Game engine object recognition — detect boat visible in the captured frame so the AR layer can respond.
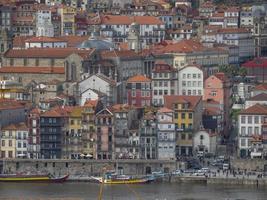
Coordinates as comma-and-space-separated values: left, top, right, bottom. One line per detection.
0, 174, 69, 182
92, 172, 151, 184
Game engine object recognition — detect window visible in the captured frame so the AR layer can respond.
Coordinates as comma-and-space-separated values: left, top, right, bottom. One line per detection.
248, 127, 252, 136
70, 120, 74, 125
164, 90, 168, 95
154, 90, 158, 95
241, 127, 246, 136
1, 140, 5, 147
255, 127, 259, 135
132, 91, 136, 97
18, 142, 21, 148
254, 116, 259, 124
154, 81, 158, 87
164, 81, 168, 87
182, 81, 186, 86
241, 138, 246, 147
181, 133, 186, 140
9, 140, 12, 147
247, 116, 252, 124
174, 113, 178, 119
193, 74, 196, 79
187, 74, 191, 79
181, 113, 186, 119
241, 116, 246, 124
159, 90, 162, 95
189, 113, 193, 119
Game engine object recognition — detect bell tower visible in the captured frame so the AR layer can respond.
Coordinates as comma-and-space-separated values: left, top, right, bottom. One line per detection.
127, 22, 141, 53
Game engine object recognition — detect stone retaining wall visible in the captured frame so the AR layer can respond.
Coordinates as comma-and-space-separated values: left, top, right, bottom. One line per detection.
0, 159, 179, 176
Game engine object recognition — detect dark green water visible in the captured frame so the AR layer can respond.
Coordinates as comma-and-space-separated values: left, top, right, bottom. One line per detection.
0, 182, 266, 200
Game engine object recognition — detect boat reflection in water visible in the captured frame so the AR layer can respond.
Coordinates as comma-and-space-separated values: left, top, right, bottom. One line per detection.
0, 173, 69, 183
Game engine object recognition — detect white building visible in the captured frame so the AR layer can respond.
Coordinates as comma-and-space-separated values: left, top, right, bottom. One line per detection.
193, 130, 217, 155
238, 104, 267, 158
202, 28, 254, 62
157, 107, 176, 160
99, 15, 165, 47
25, 37, 67, 49
79, 73, 117, 106
240, 7, 254, 28
152, 61, 178, 106
36, 8, 54, 37
178, 65, 203, 96
15, 123, 29, 158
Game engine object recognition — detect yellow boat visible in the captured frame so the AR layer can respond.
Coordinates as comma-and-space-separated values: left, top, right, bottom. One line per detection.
92, 173, 151, 184
0, 174, 69, 182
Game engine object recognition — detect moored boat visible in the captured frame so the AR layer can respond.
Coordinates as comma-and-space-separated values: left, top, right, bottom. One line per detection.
0, 174, 69, 183
91, 172, 151, 184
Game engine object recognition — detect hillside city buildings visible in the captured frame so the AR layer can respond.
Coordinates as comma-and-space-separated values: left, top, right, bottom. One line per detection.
1, 0, 267, 161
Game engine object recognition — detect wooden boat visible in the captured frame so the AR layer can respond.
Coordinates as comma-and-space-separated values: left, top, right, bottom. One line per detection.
92, 173, 151, 184
0, 174, 69, 182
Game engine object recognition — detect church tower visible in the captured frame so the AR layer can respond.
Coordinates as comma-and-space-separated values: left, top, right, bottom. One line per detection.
127, 22, 141, 53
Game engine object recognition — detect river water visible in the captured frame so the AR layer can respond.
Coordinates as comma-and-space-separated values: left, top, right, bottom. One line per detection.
0, 182, 266, 200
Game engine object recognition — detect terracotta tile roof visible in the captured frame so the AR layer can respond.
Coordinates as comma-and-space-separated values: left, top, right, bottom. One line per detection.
84, 99, 98, 107
25, 36, 67, 43
211, 13, 224, 18
248, 93, 267, 101
164, 95, 202, 111
254, 84, 267, 91
242, 58, 267, 68
112, 104, 132, 112
127, 75, 151, 83
240, 104, 267, 115
0, 67, 65, 74
158, 39, 206, 53
100, 50, 141, 60
41, 106, 74, 117
157, 107, 173, 113
13, 36, 32, 48
153, 60, 176, 73
100, 15, 164, 25
30, 107, 41, 115
57, 35, 89, 47
217, 28, 250, 34
0, 99, 25, 110
4, 48, 95, 59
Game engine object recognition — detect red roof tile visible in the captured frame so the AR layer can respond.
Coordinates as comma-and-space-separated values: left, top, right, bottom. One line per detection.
0, 67, 65, 74
240, 104, 267, 115
242, 58, 267, 68
101, 15, 164, 25
164, 95, 202, 111
4, 48, 95, 59
127, 75, 151, 83
254, 84, 267, 91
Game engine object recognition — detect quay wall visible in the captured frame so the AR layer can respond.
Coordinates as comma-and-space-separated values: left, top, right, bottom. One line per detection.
172, 176, 267, 187
0, 159, 180, 176
231, 158, 267, 171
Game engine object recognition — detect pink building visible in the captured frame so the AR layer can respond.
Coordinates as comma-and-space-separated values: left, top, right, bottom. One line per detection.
204, 72, 232, 137
126, 75, 152, 107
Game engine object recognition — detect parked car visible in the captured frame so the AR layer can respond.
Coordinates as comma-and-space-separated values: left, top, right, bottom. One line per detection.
172, 169, 183, 176
222, 163, 229, 170
192, 171, 205, 176
200, 168, 210, 173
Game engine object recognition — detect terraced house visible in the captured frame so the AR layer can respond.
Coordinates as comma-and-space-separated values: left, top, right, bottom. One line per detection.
164, 95, 202, 156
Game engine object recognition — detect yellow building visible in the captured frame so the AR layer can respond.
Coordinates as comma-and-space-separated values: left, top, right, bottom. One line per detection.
63, 106, 83, 159
58, 5, 76, 35
81, 100, 98, 159
164, 95, 202, 156
1, 124, 17, 158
